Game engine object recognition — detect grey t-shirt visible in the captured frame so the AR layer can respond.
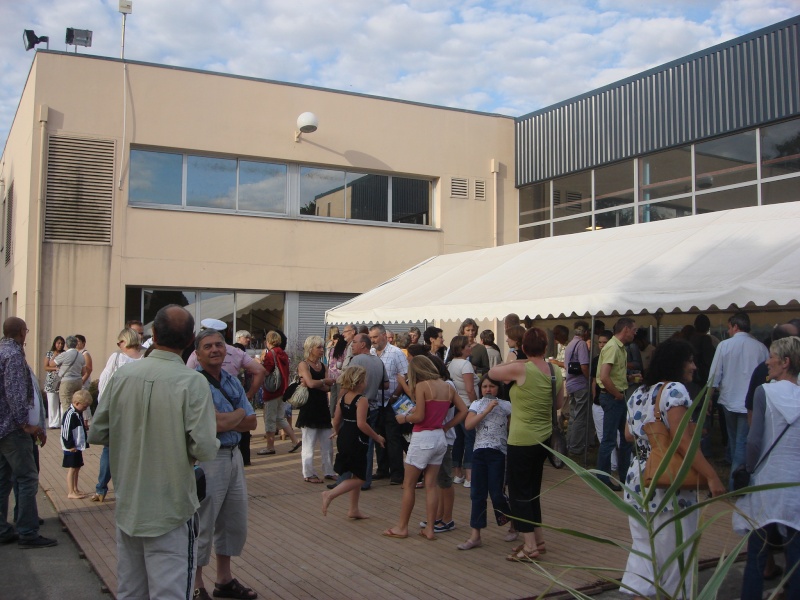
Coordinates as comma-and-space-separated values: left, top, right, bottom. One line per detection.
350, 354, 388, 406
54, 348, 85, 381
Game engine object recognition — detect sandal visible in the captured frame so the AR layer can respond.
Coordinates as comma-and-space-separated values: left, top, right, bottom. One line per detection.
256, 448, 275, 455
304, 476, 323, 484
506, 546, 540, 562
511, 541, 546, 554
212, 578, 257, 599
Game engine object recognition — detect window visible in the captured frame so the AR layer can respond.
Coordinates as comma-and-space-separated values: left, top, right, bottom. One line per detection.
519, 183, 549, 224
553, 216, 592, 236
300, 167, 345, 217
696, 185, 757, 214
695, 130, 757, 190
553, 172, 591, 219
595, 207, 634, 231
639, 198, 692, 223
347, 173, 387, 222
129, 150, 183, 205
238, 161, 287, 213
187, 156, 236, 210
762, 177, 800, 206
595, 161, 634, 209
640, 146, 692, 201
392, 177, 430, 225
761, 118, 800, 179
519, 223, 548, 241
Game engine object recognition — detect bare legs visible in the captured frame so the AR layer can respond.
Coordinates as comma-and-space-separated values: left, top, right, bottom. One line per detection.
321, 477, 368, 519
385, 464, 441, 539
66, 466, 86, 499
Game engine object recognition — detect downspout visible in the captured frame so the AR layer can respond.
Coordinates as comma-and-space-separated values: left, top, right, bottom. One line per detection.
491, 159, 499, 248
33, 104, 48, 375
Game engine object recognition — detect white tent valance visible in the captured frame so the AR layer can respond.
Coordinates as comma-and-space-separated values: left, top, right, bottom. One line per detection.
326, 202, 800, 324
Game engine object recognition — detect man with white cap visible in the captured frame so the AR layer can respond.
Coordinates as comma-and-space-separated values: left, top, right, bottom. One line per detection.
187, 319, 265, 404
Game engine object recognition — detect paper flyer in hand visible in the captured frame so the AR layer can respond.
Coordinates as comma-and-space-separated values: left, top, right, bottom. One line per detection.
392, 394, 415, 416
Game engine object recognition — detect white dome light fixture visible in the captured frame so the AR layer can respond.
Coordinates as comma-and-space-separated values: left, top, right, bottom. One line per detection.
295, 112, 319, 142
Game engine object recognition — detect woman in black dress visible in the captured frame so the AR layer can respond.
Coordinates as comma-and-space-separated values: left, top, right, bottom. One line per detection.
297, 336, 337, 483
321, 365, 385, 518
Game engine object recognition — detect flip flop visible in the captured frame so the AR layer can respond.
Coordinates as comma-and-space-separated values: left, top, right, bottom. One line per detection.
381, 528, 407, 539
418, 530, 437, 541
304, 476, 323, 484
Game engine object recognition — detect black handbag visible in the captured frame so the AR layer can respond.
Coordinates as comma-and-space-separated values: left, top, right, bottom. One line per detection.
567, 340, 583, 375
194, 465, 206, 502
546, 363, 566, 469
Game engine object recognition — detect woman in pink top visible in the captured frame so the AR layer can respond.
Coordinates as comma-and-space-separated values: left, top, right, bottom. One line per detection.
382, 356, 463, 541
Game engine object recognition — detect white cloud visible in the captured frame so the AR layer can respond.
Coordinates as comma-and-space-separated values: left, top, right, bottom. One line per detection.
1, 0, 797, 149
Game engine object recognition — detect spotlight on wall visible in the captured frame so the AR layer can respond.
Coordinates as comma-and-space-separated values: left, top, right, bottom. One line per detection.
294, 112, 319, 143
23, 30, 50, 51
66, 28, 93, 49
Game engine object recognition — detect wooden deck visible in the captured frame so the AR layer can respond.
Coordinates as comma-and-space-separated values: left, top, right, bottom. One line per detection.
38, 426, 742, 599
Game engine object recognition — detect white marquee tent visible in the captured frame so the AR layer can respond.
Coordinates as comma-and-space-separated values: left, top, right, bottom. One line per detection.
326, 202, 800, 325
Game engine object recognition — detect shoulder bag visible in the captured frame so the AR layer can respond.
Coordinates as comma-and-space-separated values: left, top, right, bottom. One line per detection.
642, 383, 707, 489
567, 341, 583, 375
546, 363, 566, 469
284, 362, 309, 408
263, 349, 283, 393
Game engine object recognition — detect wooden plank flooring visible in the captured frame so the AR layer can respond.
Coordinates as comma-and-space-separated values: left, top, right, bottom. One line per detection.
38, 426, 742, 599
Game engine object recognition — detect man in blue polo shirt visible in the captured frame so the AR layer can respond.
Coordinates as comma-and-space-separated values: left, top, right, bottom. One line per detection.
193, 328, 258, 600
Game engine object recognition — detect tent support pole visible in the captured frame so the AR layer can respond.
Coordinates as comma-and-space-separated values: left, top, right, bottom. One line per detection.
582, 315, 596, 468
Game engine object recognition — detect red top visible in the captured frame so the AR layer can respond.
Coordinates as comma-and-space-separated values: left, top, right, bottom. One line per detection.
412, 400, 451, 433
262, 346, 290, 400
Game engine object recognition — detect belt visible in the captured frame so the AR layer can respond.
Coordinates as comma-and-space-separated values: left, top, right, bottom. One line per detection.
219, 445, 238, 449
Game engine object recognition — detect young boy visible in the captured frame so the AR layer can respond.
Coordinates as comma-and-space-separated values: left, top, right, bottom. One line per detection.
61, 389, 91, 499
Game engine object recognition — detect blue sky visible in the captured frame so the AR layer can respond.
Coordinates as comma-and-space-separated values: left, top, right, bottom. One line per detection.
1, 0, 798, 148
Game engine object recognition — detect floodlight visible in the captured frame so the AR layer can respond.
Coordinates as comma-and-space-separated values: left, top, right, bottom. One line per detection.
66, 28, 93, 48
23, 30, 49, 51
294, 112, 319, 142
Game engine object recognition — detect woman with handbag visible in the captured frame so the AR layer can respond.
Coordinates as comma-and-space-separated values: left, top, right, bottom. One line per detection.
488, 327, 564, 562
258, 331, 300, 455
296, 336, 337, 484
43, 336, 65, 428
734, 336, 800, 600
621, 339, 724, 600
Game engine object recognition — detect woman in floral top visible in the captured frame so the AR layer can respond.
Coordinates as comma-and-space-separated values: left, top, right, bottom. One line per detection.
621, 339, 724, 600
43, 336, 65, 428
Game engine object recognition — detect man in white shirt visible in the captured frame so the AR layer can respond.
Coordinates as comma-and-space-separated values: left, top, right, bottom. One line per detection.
708, 311, 769, 486
369, 324, 408, 485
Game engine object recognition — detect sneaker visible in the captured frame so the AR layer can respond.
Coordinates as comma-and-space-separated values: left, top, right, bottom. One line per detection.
419, 519, 444, 528
433, 520, 456, 533
463, 480, 471, 488
453, 476, 465, 484
0, 532, 18, 544
18, 535, 58, 549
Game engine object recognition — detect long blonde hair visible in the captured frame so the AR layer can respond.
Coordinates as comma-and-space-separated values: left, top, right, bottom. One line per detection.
407, 355, 441, 391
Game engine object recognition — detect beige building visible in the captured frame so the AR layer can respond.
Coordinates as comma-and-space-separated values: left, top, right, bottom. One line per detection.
0, 51, 516, 371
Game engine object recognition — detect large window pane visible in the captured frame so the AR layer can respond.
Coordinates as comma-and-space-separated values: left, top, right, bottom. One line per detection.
519, 224, 548, 241
187, 156, 236, 210
595, 161, 634, 209
238, 161, 287, 213
142, 289, 196, 335
553, 215, 592, 237
695, 185, 757, 214
695, 130, 757, 190
640, 146, 692, 200
553, 172, 591, 219
392, 177, 430, 225
300, 167, 345, 217
762, 177, 800, 206
639, 198, 692, 223
761, 118, 800, 178
347, 173, 388, 222
235, 292, 285, 350
199, 291, 234, 343
519, 183, 549, 224
595, 207, 634, 231
129, 150, 183, 205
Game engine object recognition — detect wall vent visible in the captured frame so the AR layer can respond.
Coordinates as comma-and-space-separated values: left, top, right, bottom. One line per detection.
45, 136, 115, 244
474, 179, 486, 201
450, 177, 469, 199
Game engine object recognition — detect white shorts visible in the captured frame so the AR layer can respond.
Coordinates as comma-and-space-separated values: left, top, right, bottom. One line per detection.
405, 429, 447, 470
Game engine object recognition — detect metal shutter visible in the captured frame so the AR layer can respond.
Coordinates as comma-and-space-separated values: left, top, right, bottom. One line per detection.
298, 292, 357, 345
45, 135, 115, 244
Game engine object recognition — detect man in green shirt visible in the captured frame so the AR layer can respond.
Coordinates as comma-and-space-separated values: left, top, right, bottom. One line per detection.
596, 317, 636, 491
89, 305, 218, 599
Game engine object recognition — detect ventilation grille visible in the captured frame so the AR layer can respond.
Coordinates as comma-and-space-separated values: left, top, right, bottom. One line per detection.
474, 179, 486, 201
450, 177, 468, 199
4, 183, 13, 266
45, 136, 115, 244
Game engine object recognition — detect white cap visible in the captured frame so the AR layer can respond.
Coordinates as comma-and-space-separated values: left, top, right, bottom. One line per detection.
200, 318, 227, 331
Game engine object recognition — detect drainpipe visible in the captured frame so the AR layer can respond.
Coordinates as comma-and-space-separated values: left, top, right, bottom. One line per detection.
491, 159, 499, 248
33, 104, 48, 375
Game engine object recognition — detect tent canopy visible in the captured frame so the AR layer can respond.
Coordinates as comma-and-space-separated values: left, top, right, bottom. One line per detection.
325, 202, 800, 324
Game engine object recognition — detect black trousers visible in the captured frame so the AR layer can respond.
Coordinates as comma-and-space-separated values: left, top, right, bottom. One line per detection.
375, 405, 406, 479
507, 444, 548, 533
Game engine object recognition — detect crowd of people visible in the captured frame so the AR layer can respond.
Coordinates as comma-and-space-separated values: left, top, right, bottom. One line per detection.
0, 308, 798, 600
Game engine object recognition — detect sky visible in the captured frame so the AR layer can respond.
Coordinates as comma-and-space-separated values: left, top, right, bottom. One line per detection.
1, 0, 798, 147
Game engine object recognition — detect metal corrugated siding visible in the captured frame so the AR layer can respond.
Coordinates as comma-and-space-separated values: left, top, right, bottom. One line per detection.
516, 17, 800, 186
